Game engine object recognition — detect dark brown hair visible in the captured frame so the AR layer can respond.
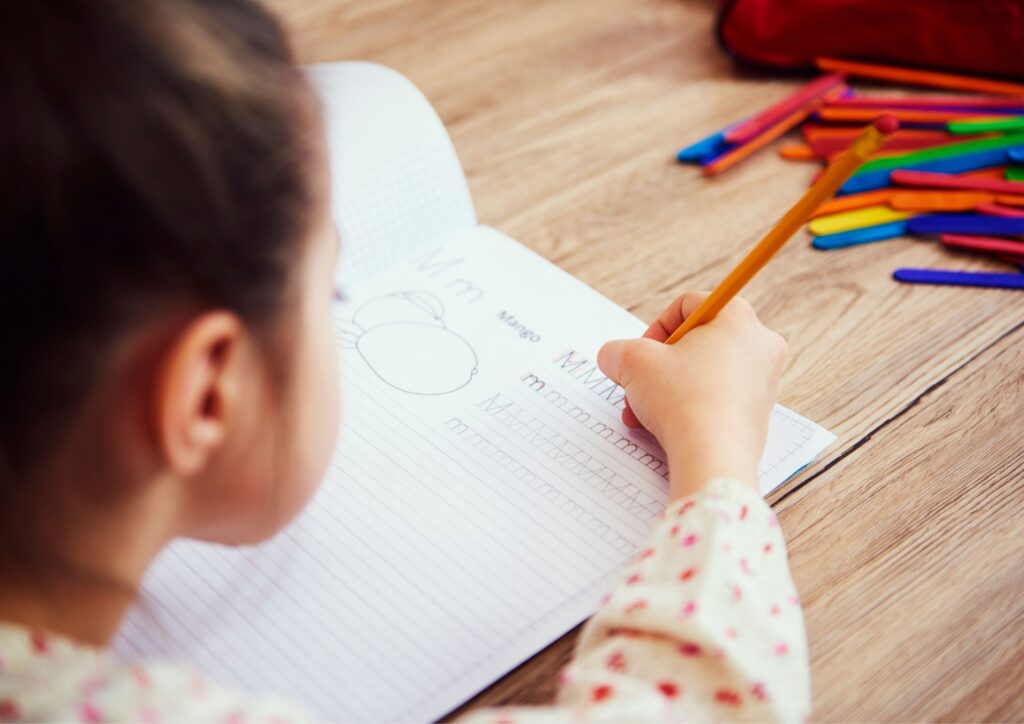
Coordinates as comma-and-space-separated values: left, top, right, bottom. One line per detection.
0, 0, 316, 483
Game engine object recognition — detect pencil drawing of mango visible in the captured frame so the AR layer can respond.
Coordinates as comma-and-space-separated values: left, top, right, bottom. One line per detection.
339, 291, 479, 396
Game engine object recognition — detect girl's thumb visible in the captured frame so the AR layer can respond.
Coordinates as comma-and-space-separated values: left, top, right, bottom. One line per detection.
597, 339, 630, 384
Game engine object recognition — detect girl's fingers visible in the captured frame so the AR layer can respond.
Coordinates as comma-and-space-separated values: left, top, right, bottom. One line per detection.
641, 291, 711, 342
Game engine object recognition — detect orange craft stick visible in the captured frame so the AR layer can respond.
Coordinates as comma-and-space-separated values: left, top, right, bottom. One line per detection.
888, 190, 996, 212
666, 116, 899, 344
779, 143, 819, 161
818, 107, 1003, 124
816, 57, 1024, 96
703, 106, 813, 174
996, 194, 1024, 207
811, 189, 896, 217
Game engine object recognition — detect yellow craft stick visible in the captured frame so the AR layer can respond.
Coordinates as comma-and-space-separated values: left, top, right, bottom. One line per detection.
665, 115, 899, 345
808, 205, 914, 235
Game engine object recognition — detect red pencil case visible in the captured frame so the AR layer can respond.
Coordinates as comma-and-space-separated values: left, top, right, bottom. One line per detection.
716, 0, 1024, 81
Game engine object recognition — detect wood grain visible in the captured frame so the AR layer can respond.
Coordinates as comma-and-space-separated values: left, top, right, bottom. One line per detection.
264, 0, 1024, 719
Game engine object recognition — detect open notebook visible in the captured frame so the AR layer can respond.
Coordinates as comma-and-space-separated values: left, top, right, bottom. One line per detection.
113, 62, 835, 722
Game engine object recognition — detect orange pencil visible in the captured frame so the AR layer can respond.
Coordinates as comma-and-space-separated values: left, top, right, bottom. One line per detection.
666, 115, 899, 344
816, 57, 1024, 96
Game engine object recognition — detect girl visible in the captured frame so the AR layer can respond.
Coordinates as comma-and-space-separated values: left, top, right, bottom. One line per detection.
0, 0, 807, 721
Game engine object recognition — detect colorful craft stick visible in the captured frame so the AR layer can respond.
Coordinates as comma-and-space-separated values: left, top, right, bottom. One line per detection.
1009, 149, 1024, 163
724, 74, 846, 145
840, 148, 1015, 194
816, 57, 1024, 96
907, 214, 1024, 236
812, 189, 896, 217
856, 134, 1024, 175
941, 233, 1024, 255
1007, 167, 1024, 181
888, 190, 998, 212
819, 108, 1010, 125
779, 143, 819, 161
949, 116, 1024, 134
702, 106, 812, 174
677, 127, 734, 163
826, 96, 1024, 111
807, 132, 972, 158
890, 169, 1024, 195
892, 268, 1024, 289
808, 205, 913, 235
812, 221, 908, 249
975, 203, 1024, 217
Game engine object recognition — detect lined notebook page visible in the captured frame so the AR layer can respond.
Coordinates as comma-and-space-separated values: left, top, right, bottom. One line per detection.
306, 62, 477, 288
114, 227, 834, 721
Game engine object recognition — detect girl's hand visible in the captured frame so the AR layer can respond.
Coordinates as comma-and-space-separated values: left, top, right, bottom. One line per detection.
597, 292, 786, 500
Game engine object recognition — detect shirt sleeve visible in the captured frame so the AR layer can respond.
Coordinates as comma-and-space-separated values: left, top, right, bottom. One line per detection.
461, 478, 811, 723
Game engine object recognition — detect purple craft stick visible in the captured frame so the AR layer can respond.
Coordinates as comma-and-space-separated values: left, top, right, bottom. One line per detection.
893, 268, 1024, 289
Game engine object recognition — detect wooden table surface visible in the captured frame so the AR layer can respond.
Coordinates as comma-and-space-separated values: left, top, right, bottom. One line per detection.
267, 0, 1024, 719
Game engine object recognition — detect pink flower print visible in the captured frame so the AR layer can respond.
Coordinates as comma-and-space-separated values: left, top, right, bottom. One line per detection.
626, 573, 643, 586
606, 651, 626, 673
79, 702, 101, 723
30, 629, 48, 655
678, 500, 695, 515
591, 684, 614, 702
599, 592, 612, 606
739, 505, 748, 521
0, 699, 19, 720
725, 626, 739, 639
679, 567, 697, 582
739, 558, 753, 575
770, 604, 782, 617
721, 542, 732, 553
678, 642, 702, 657
768, 513, 778, 528
657, 681, 680, 698
140, 707, 160, 724
732, 584, 743, 602
763, 542, 773, 553
788, 594, 801, 607
714, 688, 743, 707
774, 642, 789, 656
680, 600, 697, 617
657, 510, 667, 520
751, 682, 768, 701
680, 533, 698, 548
669, 524, 681, 537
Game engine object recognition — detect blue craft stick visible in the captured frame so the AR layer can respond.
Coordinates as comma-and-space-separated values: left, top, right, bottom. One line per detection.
1008, 148, 1024, 163
677, 129, 732, 163
838, 146, 1021, 195
812, 221, 908, 250
893, 268, 1024, 289
907, 214, 1024, 237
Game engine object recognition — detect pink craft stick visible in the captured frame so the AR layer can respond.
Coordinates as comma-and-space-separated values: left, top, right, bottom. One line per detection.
724, 73, 847, 145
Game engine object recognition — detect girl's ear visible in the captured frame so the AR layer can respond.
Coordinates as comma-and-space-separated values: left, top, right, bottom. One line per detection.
153, 312, 246, 478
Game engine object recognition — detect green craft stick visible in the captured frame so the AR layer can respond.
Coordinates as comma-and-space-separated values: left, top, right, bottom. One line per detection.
855, 132, 1024, 174
949, 116, 1024, 134
1007, 166, 1024, 181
